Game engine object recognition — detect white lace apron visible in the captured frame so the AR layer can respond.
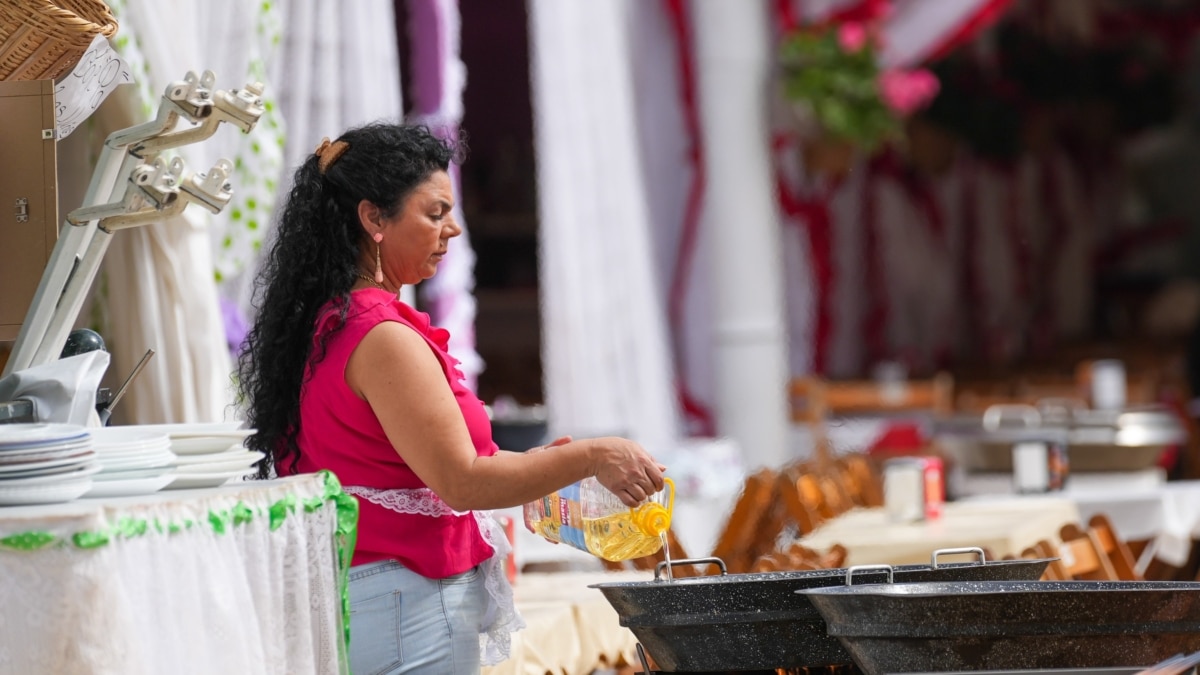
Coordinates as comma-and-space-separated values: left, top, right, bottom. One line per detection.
344, 486, 524, 665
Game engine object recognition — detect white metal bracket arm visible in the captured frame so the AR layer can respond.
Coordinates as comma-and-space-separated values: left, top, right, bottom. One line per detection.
2, 70, 264, 379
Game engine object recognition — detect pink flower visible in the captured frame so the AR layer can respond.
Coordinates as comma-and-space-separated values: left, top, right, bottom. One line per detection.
838, 22, 868, 53
877, 68, 941, 116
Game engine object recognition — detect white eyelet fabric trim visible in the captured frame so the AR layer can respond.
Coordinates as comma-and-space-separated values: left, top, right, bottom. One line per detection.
344, 486, 524, 665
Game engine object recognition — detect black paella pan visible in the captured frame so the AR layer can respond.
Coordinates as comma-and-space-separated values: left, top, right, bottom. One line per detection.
591, 547, 1052, 672
803, 579, 1200, 675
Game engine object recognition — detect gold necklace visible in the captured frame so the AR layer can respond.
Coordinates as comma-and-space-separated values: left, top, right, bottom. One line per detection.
356, 273, 387, 291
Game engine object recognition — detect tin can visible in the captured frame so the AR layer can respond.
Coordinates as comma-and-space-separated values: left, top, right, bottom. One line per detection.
1012, 433, 1069, 494
883, 458, 926, 523
1012, 441, 1050, 493
922, 456, 944, 520
1047, 435, 1069, 492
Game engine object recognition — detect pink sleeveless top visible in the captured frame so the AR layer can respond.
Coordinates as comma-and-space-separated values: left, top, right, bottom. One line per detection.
292, 288, 497, 577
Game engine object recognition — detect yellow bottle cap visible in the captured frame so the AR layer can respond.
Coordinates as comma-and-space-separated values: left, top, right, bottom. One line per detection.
633, 503, 670, 536
630, 477, 674, 537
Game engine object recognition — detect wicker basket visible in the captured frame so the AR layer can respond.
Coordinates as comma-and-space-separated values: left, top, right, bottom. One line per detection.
0, 0, 118, 82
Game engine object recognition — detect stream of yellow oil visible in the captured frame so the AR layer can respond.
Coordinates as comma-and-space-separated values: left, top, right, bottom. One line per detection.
661, 532, 673, 581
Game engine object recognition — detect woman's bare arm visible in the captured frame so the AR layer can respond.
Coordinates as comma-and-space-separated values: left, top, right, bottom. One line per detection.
346, 321, 665, 511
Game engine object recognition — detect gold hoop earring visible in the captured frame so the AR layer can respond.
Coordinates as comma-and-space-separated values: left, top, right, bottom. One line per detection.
373, 233, 384, 284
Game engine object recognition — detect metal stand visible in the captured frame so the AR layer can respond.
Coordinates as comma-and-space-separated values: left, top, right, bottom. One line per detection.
2, 70, 264, 378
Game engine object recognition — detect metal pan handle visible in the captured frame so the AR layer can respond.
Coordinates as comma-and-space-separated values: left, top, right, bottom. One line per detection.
982, 404, 1041, 431
845, 564, 894, 586
654, 557, 727, 581
931, 547, 986, 569
636, 643, 652, 673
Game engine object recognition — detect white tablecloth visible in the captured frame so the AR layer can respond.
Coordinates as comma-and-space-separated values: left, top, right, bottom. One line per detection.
1067, 480, 1200, 566
961, 479, 1200, 567
796, 498, 1081, 566
0, 472, 355, 675
950, 468, 1167, 500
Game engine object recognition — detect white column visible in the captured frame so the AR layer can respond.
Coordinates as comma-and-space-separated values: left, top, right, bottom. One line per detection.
692, 0, 791, 469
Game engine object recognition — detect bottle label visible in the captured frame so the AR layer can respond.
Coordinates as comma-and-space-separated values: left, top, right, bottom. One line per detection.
555, 483, 587, 551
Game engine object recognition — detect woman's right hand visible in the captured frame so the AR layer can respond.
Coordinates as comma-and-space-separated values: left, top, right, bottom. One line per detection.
587, 437, 667, 507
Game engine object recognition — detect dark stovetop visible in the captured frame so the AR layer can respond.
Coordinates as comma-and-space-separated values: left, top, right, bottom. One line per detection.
639, 664, 863, 675
905, 670, 1147, 675
633, 638, 1175, 675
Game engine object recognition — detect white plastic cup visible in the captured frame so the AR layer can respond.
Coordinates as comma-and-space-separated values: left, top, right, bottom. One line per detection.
1090, 359, 1126, 411
1012, 442, 1050, 494
883, 458, 925, 523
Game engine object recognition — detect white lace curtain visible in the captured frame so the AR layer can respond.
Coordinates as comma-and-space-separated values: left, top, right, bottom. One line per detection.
227, 0, 406, 323
57, 0, 405, 424
528, 0, 681, 453
67, 0, 270, 425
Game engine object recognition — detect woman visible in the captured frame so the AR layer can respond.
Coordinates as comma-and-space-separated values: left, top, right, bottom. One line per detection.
237, 122, 666, 675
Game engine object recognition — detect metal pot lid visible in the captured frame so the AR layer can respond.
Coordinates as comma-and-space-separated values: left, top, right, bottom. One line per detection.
1116, 406, 1182, 427
801, 579, 1200, 598
964, 403, 1070, 441
1110, 424, 1187, 447
589, 549, 1054, 590
937, 403, 1185, 447
1073, 406, 1186, 446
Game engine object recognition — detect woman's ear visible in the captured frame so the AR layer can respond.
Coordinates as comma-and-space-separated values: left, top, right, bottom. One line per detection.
357, 199, 382, 236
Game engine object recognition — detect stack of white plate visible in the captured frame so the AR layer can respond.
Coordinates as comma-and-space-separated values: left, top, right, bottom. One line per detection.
134, 423, 261, 489
0, 423, 100, 505
85, 427, 178, 498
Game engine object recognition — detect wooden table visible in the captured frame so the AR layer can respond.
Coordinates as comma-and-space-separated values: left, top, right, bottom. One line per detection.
483, 570, 648, 675
796, 498, 1081, 567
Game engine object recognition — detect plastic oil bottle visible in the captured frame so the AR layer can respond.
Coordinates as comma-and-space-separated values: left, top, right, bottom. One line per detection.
523, 477, 675, 562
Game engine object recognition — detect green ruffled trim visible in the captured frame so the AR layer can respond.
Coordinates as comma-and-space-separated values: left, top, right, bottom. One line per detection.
0, 470, 360, 668
0, 531, 56, 550
320, 471, 359, 669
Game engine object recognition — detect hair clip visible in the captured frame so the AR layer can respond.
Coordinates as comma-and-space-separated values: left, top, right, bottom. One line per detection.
314, 137, 350, 174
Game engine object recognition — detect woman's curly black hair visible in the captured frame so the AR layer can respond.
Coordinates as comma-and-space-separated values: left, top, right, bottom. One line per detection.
238, 122, 457, 478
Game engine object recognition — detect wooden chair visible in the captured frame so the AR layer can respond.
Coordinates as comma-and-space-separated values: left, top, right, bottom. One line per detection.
751, 542, 847, 572
795, 473, 831, 525
790, 372, 955, 423
835, 453, 884, 507
1078, 514, 1142, 581
1020, 540, 1070, 580
777, 472, 820, 536
818, 474, 852, 519
954, 378, 1022, 414
1058, 530, 1120, 580
711, 469, 780, 573
790, 373, 954, 467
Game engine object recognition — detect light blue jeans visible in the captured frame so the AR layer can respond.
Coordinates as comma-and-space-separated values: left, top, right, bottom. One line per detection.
348, 559, 487, 675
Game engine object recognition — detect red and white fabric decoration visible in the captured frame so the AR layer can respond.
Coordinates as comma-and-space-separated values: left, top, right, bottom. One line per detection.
632, 0, 718, 436
771, 0, 1015, 377
782, 0, 1013, 67
407, 0, 485, 392
861, 150, 963, 373
880, 0, 1015, 68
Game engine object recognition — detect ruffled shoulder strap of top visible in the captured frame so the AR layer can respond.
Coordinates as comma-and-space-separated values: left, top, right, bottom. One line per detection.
387, 297, 452, 353
316, 290, 464, 379
385, 298, 465, 380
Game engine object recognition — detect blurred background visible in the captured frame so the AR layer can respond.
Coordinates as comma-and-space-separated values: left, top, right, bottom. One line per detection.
8, 0, 1200, 494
